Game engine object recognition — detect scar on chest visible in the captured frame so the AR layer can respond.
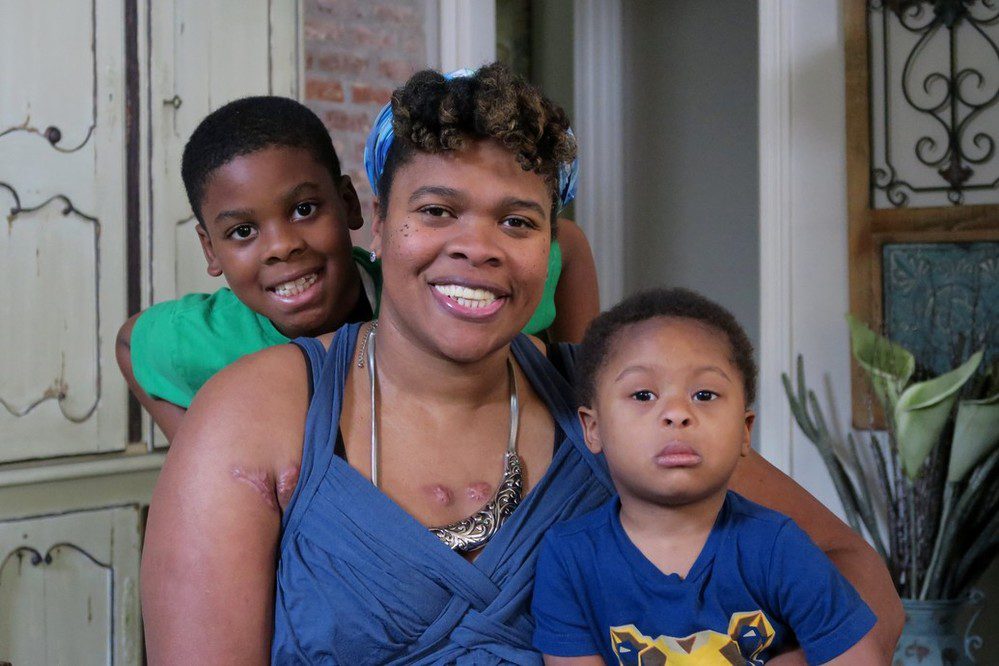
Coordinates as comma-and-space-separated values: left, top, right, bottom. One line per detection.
230, 464, 300, 512
422, 482, 494, 506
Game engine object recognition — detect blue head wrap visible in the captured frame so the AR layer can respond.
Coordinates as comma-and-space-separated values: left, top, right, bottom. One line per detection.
363, 68, 578, 211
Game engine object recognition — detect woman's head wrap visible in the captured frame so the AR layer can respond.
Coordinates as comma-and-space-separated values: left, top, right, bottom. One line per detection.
363, 68, 578, 211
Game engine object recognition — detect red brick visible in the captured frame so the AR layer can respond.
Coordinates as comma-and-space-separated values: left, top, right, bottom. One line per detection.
374, 4, 416, 22
314, 52, 367, 77
378, 58, 417, 82
323, 109, 372, 133
351, 83, 392, 105
306, 78, 346, 103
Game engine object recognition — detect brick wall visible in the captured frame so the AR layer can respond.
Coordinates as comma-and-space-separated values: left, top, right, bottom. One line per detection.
304, 0, 432, 245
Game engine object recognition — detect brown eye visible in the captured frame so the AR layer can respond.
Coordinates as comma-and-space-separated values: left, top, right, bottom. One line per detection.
631, 390, 656, 402
228, 224, 255, 240
693, 390, 718, 402
294, 202, 316, 218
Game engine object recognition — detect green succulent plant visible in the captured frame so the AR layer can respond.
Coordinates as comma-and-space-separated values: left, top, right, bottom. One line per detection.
783, 316, 999, 600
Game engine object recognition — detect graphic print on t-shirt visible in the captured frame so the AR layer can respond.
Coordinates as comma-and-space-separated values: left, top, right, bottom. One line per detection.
609, 610, 775, 665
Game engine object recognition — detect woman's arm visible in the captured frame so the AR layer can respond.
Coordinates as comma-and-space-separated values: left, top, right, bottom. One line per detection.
730, 450, 902, 662
550, 219, 600, 343
141, 345, 308, 665
115, 314, 186, 441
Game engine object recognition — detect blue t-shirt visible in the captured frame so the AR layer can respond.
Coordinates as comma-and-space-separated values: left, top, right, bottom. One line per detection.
532, 492, 875, 665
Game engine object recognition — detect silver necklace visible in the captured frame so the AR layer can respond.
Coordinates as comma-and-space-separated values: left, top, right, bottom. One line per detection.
364, 323, 523, 553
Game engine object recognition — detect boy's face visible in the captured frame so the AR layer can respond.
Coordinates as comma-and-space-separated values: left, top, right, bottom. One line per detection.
579, 317, 754, 508
196, 145, 364, 338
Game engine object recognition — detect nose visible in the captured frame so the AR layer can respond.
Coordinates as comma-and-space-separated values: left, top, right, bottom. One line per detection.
262, 222, 306, 264
446, 219, 503, 267
660, 397, 695, 429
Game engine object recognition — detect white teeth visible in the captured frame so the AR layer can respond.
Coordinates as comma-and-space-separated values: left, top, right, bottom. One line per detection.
273, 273, 318, 297
434, 284, 498, 306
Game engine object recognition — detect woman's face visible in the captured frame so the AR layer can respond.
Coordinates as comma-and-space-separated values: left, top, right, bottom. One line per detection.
371, 138, 553, 363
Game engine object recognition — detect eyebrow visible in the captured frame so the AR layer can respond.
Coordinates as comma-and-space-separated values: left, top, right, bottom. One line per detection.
613, 364, 733, 382
407, 187, 548, 217
408, 185, 463, 204
212, 181, 321, 225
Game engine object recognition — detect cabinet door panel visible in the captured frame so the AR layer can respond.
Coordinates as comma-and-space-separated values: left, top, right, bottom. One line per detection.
0, 506, 142, 665
0, 0, 127, 461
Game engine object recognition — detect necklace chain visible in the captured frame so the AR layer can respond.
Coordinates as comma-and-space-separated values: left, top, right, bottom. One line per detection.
364, 323, 523, 553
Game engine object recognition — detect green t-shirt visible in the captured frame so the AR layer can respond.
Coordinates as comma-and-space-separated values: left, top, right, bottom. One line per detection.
131, 242, 560, 407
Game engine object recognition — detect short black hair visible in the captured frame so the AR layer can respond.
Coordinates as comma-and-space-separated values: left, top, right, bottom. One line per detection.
576, 288, 757, 407
181, 96, 342, 225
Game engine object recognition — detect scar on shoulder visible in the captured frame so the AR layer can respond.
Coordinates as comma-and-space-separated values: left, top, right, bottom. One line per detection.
466, 482, 492, 503
230, 464, 300, 512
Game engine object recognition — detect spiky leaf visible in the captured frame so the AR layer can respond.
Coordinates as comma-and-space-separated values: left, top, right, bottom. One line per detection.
948, 390, 999, 482
895, 350, 984, 478
846, 314, 915, 411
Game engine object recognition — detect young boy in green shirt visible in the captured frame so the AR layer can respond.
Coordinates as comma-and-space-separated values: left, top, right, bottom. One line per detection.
117, 96, 379, 439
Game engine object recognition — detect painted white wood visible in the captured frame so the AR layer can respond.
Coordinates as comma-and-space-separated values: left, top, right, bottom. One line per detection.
0, 0, 128, 462
757, 0, 851, 515
573, 0, 625, 307
438, 0, 496, 72
145, 0, 300, 447
0, 505, 142, 665
0, 452, 165, 490
757, 0, 794, 475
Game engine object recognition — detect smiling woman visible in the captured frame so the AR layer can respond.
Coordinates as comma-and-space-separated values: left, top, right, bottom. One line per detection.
139, 64, 901, 665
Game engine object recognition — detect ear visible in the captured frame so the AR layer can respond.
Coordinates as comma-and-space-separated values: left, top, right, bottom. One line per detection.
196, 224, 224, 277
741, 410, 756, 457
370, 199, 385, 257
578, 406, 603, 455
338, 175, 364, 231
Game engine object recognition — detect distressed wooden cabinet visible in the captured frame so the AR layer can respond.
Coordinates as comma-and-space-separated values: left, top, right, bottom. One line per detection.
0, 1, 301, 661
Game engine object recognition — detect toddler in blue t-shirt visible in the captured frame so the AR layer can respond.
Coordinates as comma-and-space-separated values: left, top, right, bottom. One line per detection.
532, 288, 880, 665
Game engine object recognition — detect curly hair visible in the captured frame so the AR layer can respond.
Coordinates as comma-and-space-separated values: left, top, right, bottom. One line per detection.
378, 62, 576, 222
576, 288, 758, 408
181, 96, 342, 226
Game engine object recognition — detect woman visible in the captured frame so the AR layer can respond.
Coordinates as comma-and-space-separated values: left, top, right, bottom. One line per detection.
141, 64, 901, 664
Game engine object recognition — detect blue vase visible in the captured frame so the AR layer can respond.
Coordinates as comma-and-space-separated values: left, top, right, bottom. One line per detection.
893, 591, 985, 665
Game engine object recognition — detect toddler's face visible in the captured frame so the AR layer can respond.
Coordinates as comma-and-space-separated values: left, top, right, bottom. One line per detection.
196, 146, 363, 338
579, 317, 754, 508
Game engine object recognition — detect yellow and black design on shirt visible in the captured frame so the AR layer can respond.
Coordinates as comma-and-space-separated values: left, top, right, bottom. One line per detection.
609, 610, 775, 665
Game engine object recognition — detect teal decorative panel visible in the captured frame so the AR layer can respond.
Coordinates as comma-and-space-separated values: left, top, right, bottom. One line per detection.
883, 242, 998, 376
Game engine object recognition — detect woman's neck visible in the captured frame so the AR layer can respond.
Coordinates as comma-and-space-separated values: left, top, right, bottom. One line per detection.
370, 315, 512, 408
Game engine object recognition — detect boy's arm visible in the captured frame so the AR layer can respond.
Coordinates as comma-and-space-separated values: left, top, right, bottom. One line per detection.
730, 450, 901, 661
549, 219, 600, 343
116, 314, 187, 441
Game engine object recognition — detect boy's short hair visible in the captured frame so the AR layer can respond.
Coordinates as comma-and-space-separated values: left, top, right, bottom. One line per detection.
576, 288, 757, 407
181, 96, 342, 225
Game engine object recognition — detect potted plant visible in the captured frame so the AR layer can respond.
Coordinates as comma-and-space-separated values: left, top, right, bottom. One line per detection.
783, 316, 997, 665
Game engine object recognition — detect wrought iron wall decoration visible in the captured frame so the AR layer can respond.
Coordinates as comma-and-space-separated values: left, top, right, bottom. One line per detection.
870, 0, 999, 207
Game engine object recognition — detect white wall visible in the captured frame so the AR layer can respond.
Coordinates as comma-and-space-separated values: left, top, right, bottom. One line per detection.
621, 0, 760, 352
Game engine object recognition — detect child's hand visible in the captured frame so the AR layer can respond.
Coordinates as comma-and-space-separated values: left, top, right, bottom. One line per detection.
766, 650, 808, 665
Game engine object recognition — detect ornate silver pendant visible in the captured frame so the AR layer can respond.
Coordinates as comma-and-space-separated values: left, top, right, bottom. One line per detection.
429, 452, 524, 554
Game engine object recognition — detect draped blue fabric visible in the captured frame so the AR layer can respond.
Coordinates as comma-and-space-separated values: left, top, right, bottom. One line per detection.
272, 323, 614, 665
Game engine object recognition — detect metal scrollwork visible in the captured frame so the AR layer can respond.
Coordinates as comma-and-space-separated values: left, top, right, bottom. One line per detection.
869, 0, 999, 206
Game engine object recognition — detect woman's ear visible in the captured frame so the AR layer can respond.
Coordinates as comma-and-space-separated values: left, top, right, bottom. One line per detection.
370, 199, 385, 256
578, 406, 603, 455
338, 175, 364, 231
196, 225, 224, 277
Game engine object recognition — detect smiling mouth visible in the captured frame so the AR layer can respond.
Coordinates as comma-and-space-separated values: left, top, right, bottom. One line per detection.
271, 272, 319, 298
433, 284, 501, 309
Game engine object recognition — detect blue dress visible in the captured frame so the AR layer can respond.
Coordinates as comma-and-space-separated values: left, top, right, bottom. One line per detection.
272, 323, 614, 665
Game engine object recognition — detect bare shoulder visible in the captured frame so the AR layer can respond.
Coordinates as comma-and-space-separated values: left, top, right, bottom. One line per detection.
178, 343, 310, 465
555, 218, 592, 257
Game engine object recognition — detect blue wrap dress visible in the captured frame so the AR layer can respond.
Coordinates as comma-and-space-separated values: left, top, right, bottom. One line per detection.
272, 323, 614, 664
